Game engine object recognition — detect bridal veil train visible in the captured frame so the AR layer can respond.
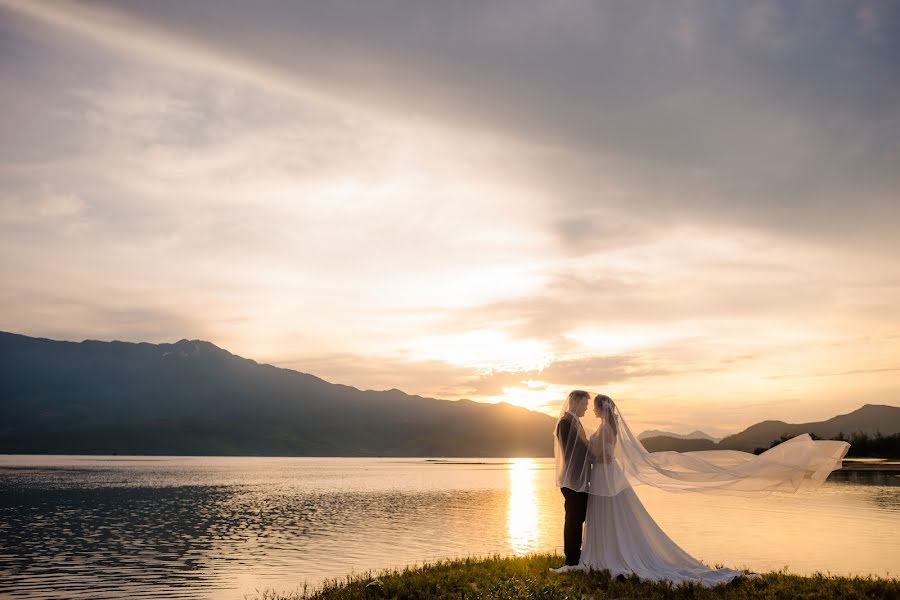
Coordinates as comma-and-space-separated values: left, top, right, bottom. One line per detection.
555, 394, 850, 586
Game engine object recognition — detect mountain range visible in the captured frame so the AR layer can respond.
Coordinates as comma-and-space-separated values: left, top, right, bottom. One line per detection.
2, 331, 897, 456
641, 404, 900, 453
0, 331, 554, 456
637, 429, 719, 443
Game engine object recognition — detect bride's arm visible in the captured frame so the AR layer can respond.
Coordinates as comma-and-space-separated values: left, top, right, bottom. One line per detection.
588, 431, 603, 457
591, 425, 617, 462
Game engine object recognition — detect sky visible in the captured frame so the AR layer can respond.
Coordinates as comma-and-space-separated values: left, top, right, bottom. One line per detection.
1, 0, 898, 437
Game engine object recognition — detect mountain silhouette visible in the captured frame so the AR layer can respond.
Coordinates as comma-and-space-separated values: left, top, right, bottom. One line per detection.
0, 331, 554, 456
640, 436, 718, 453
637, 429, 719, 442
716, 404, 900, 451
642, 404, 900, 453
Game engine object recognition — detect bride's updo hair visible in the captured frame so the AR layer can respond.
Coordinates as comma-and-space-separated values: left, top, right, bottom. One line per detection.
594, 394, 618, 434
593, 394, 612, 411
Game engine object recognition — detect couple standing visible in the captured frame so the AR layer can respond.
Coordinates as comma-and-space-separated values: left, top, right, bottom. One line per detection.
550, 390, 850, 586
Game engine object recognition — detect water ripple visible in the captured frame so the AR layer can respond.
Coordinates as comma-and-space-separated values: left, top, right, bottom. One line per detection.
1, 456, 897, 598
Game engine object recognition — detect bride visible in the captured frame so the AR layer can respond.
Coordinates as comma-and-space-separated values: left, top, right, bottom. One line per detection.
554, 392, 849, 586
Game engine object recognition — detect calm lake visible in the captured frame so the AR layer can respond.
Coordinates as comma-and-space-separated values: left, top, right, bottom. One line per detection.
1, 455, 898, 599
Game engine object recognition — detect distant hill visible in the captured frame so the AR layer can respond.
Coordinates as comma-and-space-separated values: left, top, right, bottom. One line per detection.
0, 331, 555, 456
640, 435, 718, 452
716, 404, 900, 452
641, 405, 900, 453
641, 435, 716, 452
638, 429, 719, 442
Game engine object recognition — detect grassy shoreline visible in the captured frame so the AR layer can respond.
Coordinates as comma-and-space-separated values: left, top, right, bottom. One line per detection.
256, 553, 900, 599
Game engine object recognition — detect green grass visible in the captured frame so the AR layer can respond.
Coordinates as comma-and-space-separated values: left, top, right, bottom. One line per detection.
252, 553, 900, 599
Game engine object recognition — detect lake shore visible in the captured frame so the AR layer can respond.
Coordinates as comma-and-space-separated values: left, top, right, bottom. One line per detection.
839, 459, 900, 471
259, 553, 900, 600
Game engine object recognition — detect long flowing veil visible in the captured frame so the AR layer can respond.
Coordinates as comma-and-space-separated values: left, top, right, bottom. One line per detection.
582, 397, 850, 497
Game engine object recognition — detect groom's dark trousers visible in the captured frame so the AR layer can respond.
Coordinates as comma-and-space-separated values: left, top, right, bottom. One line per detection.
561, 486, 589, 566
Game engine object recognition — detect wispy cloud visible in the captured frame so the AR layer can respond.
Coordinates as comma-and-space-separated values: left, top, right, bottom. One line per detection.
1, 0, 898, 434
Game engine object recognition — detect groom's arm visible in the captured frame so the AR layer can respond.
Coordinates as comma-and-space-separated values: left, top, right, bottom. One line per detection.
558, 415, 592, 463
556, 416, 572, 448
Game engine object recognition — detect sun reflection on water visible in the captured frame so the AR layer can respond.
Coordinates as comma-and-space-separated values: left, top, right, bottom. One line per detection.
507, 458, 539, 555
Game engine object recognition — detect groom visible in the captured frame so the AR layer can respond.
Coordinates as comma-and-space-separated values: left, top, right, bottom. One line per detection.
551, 389, 593, 573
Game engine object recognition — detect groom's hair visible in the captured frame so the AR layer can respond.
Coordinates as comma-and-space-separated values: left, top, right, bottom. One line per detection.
567, 390, 590, 407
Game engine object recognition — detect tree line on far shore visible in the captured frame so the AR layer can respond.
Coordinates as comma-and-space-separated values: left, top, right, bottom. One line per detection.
753, 431, 900, 458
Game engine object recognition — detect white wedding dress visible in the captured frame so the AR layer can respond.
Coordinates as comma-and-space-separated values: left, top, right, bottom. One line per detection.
578, 423, 744, 586
555, 395, 848, 587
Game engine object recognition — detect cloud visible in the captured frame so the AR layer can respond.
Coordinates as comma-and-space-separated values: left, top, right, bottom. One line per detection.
274, 351, 480, 399
0, 188, 85, 223
0, 0, 898, 434
461, 353, 676, 397
767, 366, 900, 381
5, 0, 900, 247
0, 286, 206, 345
72, 1, 898, 245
